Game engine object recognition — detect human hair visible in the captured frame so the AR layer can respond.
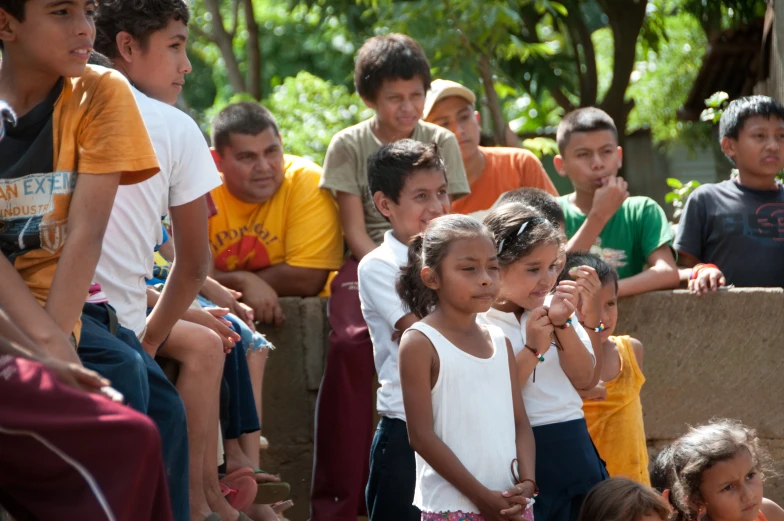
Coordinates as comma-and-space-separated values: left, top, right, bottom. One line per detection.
368, 139, 445, 206
719, 95, 784, 141
579, 478, 670, 521
396, 215, 493, 318
94, 0, 190, 60
0, 0, 25, 50
557, 251, 618, 293
556, 107, 618, 154
0, 0, 24, 22
483, 202, 564, 267
651, 444, 676, 494
670, 419, 774, 521
211, 102, 280, 155
87, 51, 114, 68
354, 33, 431, 102
496, 187, 565, 227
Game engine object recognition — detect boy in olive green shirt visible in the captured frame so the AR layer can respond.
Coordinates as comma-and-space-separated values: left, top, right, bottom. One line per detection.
554, 107, 679, 297
313, 33, 468, 521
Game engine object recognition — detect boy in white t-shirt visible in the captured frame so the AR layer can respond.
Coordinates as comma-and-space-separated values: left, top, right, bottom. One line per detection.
358, 140, 450, 521
75, 2, 252, 521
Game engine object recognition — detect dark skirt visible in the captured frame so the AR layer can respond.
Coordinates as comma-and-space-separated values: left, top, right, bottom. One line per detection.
532, 418, 608, 521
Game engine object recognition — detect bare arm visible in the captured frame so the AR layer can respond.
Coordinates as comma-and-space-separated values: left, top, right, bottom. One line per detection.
566, 212, 611, 252
213, 269, 284, 326
46, 172, 121, 339
336, 191, 377, 261
762, 499, 784, 521
255, 263, 329, 297
400, 330, 497, 510
617, 245, 680, 297
0, 255, 80, 363
565, 177, 629, 253
554, 326, 596, 390
630, 337, 644, 373
143, 198, 211, 354
507, 341, 536, 494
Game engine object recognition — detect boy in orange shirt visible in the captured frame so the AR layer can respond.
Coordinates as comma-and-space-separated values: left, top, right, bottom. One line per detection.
423, 79, 558, 216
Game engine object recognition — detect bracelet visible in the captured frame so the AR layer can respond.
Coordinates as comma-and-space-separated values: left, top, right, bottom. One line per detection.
553, 317, 572, 330
690, 263, 719, 280
511, 459, 540, 497
525, 344, 544, 363
580, 320, 606, 333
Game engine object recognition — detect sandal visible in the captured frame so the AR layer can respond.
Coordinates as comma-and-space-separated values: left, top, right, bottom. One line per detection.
220, 476, 257, 511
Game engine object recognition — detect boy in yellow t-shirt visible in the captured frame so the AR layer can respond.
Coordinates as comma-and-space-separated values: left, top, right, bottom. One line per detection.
208, 101, 343, 326
0, 0, 158, 358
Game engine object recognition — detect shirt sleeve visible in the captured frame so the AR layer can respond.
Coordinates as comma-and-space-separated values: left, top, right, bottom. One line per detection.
285, 161, 345, 270
437, 132, 470, 196
673, 189, 706, 261
358, 257, 408, 327
639, 197, 675, 260
517, 151, 558, 196
169, 113, 223, 207
319, 132, 362, 195
77, 70, 159, 184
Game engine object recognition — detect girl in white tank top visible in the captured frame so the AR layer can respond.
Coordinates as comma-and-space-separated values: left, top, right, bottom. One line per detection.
396, 215, 536, 521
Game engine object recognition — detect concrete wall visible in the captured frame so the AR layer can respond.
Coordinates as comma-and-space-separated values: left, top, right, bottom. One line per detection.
259, 289, 784, 521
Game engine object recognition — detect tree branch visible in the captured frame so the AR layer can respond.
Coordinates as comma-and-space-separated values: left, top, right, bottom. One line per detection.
228, 0, 241, 40
551, 86, 576, 112
203, 0, 246, 94
241, 0, 261, 99
563, 0, 598, 106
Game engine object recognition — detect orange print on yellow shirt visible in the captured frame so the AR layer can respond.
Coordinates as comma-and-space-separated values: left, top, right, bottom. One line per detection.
214, 235, 271, 272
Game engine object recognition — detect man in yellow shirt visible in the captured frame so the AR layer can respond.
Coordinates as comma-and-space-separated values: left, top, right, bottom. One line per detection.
209, 102, 344, 326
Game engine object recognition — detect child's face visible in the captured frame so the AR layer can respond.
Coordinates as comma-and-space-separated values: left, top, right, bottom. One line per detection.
120, 19, 192, 105
425, 96, 481, 161
721, 115, 784, 178
376, 167, 450, 244
0, 0, 95, 78
555, 130, 622, 194
425, 235, 499, 314
698, 449, 763, 521
363, 77, 426, 137
498, 242, 561, 310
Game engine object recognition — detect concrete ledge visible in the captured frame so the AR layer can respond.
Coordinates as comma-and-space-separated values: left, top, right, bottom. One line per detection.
260, 290, 784, 521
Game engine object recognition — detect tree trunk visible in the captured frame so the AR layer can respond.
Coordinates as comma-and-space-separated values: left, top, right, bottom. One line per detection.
597, 0, 648, 150
242, 0, 262, 100
202, 0, 246, 94
478, 55, 513, 146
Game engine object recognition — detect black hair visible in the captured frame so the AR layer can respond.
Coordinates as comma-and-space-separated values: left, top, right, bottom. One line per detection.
0, 0, 24, 22
354, 33, 431, 102
496, 187, 565, 227
0, 0, 24, 50
211, 102, 280, 155
670, 418, 774, 521
579, 478, 670, 521
719, 95, 784, 141
483, 202, 564, 267
650, 444, 675, 495
557, 251, 618, 293
368, 139, 445, 210
556, 107, 618, 155
87, 51, 114, 68
95, 0, 190, 59
396, 214, 494, 318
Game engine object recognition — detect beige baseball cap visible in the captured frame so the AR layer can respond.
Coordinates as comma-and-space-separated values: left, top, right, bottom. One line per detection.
423, 79, 477, 120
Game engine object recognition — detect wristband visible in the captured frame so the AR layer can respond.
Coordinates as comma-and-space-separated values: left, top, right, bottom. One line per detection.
553, 317, 572, 329
525, 344, 544, 363
580, 320, 606, 333
511, 459, 540, 497
690, 263, 719, 280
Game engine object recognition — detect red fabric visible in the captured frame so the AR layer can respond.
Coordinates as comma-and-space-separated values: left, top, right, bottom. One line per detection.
0, 355, 173, 521
310, 257, 376, 521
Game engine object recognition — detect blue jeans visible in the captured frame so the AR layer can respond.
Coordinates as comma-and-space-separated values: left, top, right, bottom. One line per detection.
77, 303, 190, 521
366, 417, 420, 521
222, 314, 261, 439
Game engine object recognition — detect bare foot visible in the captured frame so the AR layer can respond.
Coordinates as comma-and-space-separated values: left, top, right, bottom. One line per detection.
225, 440, 281, 484
205, 481, 242, 521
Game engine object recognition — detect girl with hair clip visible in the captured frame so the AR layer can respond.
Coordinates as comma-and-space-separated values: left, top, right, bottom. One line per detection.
397, 214, 536, 521
670, 419, 784, 521
478, 202, 607, 521
578, 478, 670, 521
